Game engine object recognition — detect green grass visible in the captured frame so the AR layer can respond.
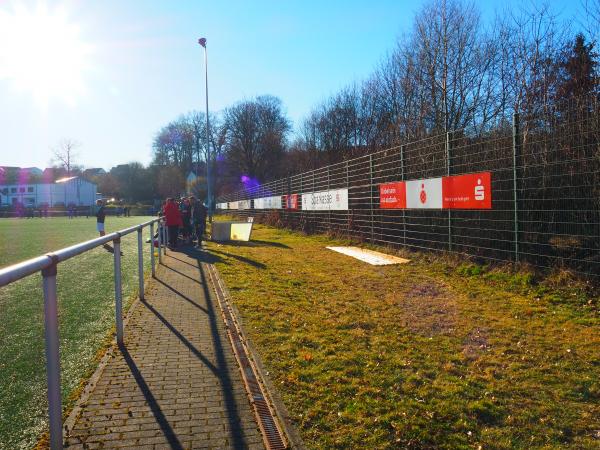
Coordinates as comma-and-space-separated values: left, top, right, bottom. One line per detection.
0, 216, 155, 449
207, 223, 600, 449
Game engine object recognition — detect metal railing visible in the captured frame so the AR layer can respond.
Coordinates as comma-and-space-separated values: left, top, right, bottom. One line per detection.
0, 217, 168, 450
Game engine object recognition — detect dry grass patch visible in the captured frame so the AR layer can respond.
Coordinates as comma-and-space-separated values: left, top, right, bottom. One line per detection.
207, 222, 600, 449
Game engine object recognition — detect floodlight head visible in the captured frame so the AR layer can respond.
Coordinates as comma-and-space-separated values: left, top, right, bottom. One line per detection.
198, 37, 207, 48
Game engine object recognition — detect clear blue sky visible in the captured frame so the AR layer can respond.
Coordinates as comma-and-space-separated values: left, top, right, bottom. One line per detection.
0, 0, 581, 171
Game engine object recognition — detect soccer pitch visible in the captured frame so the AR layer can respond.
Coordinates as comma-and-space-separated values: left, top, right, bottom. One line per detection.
0, 216, 155, 449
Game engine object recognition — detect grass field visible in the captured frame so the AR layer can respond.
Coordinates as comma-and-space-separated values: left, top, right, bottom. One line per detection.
207, 223, 600, 449
0, 216, 154, 449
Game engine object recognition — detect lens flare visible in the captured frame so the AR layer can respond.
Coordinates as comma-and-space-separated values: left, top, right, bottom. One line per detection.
0, 3, 92, 107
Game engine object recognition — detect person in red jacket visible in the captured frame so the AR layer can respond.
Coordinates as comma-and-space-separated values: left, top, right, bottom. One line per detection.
162, 197, 182, 248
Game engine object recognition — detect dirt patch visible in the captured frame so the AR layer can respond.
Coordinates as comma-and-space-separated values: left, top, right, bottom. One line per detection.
462, 328, 489, 360
397, 281, 456, 336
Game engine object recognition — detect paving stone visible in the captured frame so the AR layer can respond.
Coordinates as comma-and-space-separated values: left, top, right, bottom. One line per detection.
65, 249, 264, 449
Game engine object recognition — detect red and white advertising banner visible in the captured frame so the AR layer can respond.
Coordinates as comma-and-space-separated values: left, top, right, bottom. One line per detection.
442, 172, 491, 209
380, 182, 406, 209
406, 177, 443, 209
283, 193, 299, 210
378, 171, 492, 210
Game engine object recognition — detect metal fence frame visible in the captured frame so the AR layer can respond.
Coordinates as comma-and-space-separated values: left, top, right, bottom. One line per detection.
0, 217, 166, 450
217, 106, 600, 278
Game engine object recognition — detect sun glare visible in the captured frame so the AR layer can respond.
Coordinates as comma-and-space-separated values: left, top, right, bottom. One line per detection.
0, 3, 91, 107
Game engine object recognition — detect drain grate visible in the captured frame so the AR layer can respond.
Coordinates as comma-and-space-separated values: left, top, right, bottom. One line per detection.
206, 263, 288, 450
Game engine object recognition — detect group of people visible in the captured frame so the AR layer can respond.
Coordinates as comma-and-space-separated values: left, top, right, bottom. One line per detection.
93, 196, 208, 253
162, 196, 208, 249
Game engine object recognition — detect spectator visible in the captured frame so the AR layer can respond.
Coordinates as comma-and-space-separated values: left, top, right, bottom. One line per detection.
163, 198, 181, 249
190, 196, 207, 248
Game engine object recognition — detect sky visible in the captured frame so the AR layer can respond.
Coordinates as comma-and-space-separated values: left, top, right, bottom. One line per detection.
0, 0, 583, 171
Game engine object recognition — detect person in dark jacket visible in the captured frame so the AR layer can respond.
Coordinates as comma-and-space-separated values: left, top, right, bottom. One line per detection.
96, 199, 120, 254
190, 196, 207, 247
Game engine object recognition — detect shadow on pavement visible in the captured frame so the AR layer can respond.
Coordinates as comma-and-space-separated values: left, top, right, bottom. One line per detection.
142, 248, 247, 448
118, 342, 183, 450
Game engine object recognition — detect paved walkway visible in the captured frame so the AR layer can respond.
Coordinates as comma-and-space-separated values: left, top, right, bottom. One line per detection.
65, 248, 265, 449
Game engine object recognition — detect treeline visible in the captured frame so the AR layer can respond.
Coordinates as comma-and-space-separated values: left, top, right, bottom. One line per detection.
144, 0, 600, 200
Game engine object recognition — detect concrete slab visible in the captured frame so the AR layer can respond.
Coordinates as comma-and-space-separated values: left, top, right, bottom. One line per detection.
326, 246, 410, 265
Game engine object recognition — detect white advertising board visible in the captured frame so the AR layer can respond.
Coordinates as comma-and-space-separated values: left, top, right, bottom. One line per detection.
238, 200, 251, 210
406, 178, 443, 209
217, 202, 228, 210
228, 201, 238, 210
302, 188, 348, 211
254, 196, 282, 209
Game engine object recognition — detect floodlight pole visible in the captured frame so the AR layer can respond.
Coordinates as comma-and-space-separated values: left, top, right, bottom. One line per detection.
198, 37, 212, 222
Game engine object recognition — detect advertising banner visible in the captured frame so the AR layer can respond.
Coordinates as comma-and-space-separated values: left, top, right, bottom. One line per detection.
238, 200, 251, 210
254, 196, 282, 209
442, 172, 492, 209
406, 177, 443, 209
228, 201, 238, 210
380, 182, 407, 209
378, 171, 492, 210
302, 188, 348, 211
283, 193, 299, 210
216, 202, 228, 210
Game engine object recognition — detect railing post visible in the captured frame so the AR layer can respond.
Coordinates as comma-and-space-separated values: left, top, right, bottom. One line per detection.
164, 225, 168, 255
113, 234, 123, 345
149, 222, 156, 277
446, 131, 452, 252
137, 228, 144, 300
42, 256, 63, 450
400, 144, 406, 247
157, 222, 163, 263
512, 112, 521, 262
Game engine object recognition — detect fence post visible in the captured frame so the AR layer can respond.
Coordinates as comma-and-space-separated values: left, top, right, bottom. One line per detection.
346, 160, 350, 234
512, 112, 521, 262
369, 154, 374, 243
150, 222, 156, 277
137, 228, 144, 300
113, 234, 123, 345
400, 144, 406, 247
41, 256, 63, 450
446, 131, 452, 252
327, 167, 331, 230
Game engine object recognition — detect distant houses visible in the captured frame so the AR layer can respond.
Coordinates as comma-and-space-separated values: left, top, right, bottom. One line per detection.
0, 166, 98, 207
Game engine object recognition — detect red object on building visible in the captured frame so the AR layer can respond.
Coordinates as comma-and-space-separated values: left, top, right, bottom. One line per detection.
379, 182, 407, 209
283, 193, 299, 210
442, 172, 492, 209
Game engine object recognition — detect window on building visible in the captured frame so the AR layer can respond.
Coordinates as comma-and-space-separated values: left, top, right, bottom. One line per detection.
27, 187, 34, 193
11, 188, 16, 193
19, 187, 25, 193
25, 198, 35, 204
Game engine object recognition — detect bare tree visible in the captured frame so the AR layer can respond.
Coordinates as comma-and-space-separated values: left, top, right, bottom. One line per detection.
52, 138, 81, 176
223, 95, 290, 182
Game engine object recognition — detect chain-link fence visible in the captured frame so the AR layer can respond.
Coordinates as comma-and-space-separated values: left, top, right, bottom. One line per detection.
216, 101, 600, 277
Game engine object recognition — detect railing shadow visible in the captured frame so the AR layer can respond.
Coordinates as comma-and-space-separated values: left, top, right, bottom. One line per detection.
118, 342, 183, 450
142, 247, 246, 447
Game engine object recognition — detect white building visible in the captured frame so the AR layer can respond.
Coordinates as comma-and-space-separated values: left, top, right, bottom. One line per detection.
0, 176, 97, 207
